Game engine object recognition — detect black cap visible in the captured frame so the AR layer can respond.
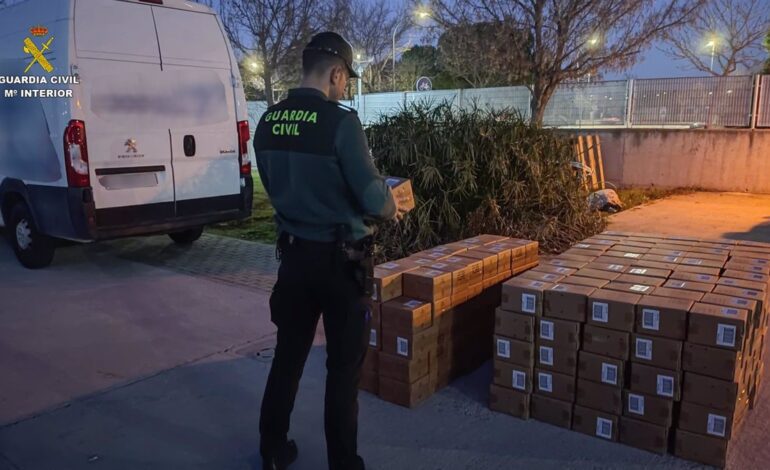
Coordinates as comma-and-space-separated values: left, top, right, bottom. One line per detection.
303, 31, 359, 79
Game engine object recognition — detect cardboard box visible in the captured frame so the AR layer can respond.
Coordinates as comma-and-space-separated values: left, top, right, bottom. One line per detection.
700, 292, 758, 322
385, 176, 415, 212
583, 325, 630, 360
477, 244, 514, 273
518, 270, 565, 284
534, 368, 576, 402
366, 300, 382, 350
572, 241, 611, 252
623, 266, 671, 279
630, 363, 682, 400
576, 378, 622, 414
564, 248, 605, 259
537, 317, 580, 350
632, 259, 680, 271
381, 325, 437, 360
674, 429, 730, 468
619, 417, 669, 455
463, 234, 510, 246
631, 334, 683, 370
662, 279, 715, 294
648, 286, 704, 302
494, 308, 535, 342
587, 289, 641, 332
683, 342, 743, 382
683, 372, 743, 411
531, 264, 577, 277
586, 261, 629, 273
530, 394, 573, 429
577, 351, 625, 387
572, 405, 619, 442
725, 261, 770, 275
722, 269, 769, 283
560, 275, 609, 289
501, 278, 554, 315
674, 265, 722, 276
379, 350, 430, 383
635, 295, 693, 340
443, 256, 484, 285
574, 268, 622, 282
489, 384, 530, 419
403, 268, 453, 302
603, 281, 656, 296
457, 249, 499, 280
535, 342, 578, 375
543, 283, 595, 322
494, 335, 534, 368
680, 257, 725, 269
647, 247, 686, 257
712, 285, 765, 310
622, 390, 674, 427
678, 400, 747, 440
669, 271, 718, 284
378, 374, 432, 408
545, 258, 588, 270
493, 360, 532, 392
641, 253, 680, 264
613, 244, 651, 254
717, 276, 767, 292
372, 260, 421, 303
615, 274, 666, 287
687, 302, 749, 351
558, 253, 596, 264
381, 297, 433, 335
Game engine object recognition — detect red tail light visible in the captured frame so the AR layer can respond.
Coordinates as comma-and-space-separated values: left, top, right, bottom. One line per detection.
237, 120, 251, 175
63, 120, 90, 188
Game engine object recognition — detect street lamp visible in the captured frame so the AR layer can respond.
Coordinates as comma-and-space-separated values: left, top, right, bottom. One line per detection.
392, 7, 431, 92
706, 38, 717, 72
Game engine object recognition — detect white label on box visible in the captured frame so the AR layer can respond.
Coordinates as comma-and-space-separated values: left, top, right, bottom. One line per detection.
642, 309, 660, 331
371, 284, 379, 301
540, 320, 555, 341
415, 259, 432, 265
447, 257, 463, 263
670, 281, 686, 288
369, 329, 377, 347
552, 284, 567, 291
630, 268, 648, 275
717, 324, 737, 347
576, 243, 591, 249
657, 375, 675, 397
430, 263, 449, 269
733, 298, 750, 307
539, 346, 554, 366
538, 372, 553, 392
424, 269, 443, 276
707, 414, 727, 437
723, 278, 737, 285
592, 302, 609, 323
686, 259, 703, 265
630, 284, 651, 293
521, 293, 537, 314
530, 281, 545, 288
601, 363, 618, 385
380, 262, 399, 269
628, 393, 645, 415
596, 418, 613, 439
396, 337, 409, 357
466, 238, 480, 244
512, 370, 527, 391
609, 264, 625, 271
496, 339, 511, 359
544, 274, 558, 281
696, 274, 711, 281
385, 177, 400, 186
635, 338, 653, 360
624, 253, 642, 259
555, 267, 571, 274
664, 256, 680, 262
722, 308, 739, 316
403, 300, 423, 309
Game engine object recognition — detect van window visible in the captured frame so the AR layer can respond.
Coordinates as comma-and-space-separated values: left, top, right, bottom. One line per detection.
75, 0, 160, 62
153, 8, 230, 69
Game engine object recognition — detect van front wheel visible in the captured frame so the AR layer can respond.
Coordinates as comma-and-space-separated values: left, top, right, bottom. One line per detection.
168, 226, 204, 245
8, 202, 55, 269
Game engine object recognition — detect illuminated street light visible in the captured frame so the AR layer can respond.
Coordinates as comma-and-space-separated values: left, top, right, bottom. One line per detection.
706, 36, 718, 72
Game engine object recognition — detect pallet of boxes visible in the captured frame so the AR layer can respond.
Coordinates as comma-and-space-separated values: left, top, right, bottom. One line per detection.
362, 235, 539, 408
490, 230, 768, 469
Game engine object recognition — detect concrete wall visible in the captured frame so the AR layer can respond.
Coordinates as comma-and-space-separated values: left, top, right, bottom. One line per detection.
597, 129, 770, 194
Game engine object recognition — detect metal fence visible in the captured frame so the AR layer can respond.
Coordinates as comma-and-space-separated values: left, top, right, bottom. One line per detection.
248, 74, 770, 130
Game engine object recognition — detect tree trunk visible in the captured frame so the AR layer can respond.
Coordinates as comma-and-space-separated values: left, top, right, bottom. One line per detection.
264, 71, 275, 106
530, 78, 556, 127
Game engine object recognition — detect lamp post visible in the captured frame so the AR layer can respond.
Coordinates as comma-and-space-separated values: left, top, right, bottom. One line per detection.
706, 40, 716, 72
392, 8, 431, 92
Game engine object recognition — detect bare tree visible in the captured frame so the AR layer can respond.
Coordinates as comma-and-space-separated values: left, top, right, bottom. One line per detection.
432, 0, 704, 124
663, 0, 770, 76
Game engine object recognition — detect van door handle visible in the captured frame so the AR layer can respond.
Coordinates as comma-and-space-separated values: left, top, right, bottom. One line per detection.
183, 135, 196, 157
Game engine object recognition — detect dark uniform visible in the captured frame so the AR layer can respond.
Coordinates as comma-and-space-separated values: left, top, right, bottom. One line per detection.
255, 33, 396, 470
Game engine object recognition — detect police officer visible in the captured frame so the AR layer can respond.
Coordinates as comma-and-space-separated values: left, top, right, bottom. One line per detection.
255, 32, 408, 470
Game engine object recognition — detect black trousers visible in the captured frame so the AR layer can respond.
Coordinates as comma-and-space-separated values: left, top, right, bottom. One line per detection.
259, 237, 370, 470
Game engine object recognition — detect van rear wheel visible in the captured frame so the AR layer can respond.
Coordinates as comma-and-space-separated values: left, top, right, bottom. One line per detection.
168, 226, 204, 245
8, 202, 55, 269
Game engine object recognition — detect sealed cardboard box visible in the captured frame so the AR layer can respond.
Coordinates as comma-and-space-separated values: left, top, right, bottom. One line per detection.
463, 234, 510, 246
530, 394, 573, 429
722, 269, 768, 283
683, 372, 743, 411
457, 249, 499, 280
717, 276, 767, 292
489, 384, 530, 419
682, 342, 743, 382
725, 261, 770, 275
560, 275, 609, 289
631, 334, 683, 370
493, 360, 532, 393
622, 390, 674, 427
501, 278, 554, 315
712, 285, 765, 311
413, 250, 454, 262
633, 259, 680, 271
669, 271, 719, 284
564, 247, 605, 258
429, 243, 470, 256
518, 270, 565, 284
535, 342, 578, 376
623, 266, 672, 279
423, 260, 473, 294
678, 399, 748, 440
372, 260, 421, 303
494, 335, 535, 368
680, 257, 725, 269
615, 274, 666, 287
385, 176, 415, 212
381, 297, 433, 335
674, 429, 730, 468
574, 268, 622, 282
648, 286, 704, 303
537, 317, 580, 350
545, 257, 588, 270
687, 302, 749, 351
630, 363, 682, 401
619, 416, 669, 455
378, 350, 430, 383
572, 405, 619, 442
647, 248, 686, 257
674, 265, 722, 276
534, 368, 576, 402
586, 262, 629, 273
613, 244, 651, 254
443, 256, 484, 286
379, 374, 432, 408
603, 281, 656, 296
572, 241, 611, 252
583, 325, 630, 360
403, 268, 453, 302
477, 244, 514, 273
662, 279, 715, 294
531, 264, 578, 277
576, 378, 622, 414
494, 308, 535, 342
587, 289, 641, 332
367, 300, 382, 350
543, 283, 596, 322
635, 295, 693, 340
577, 351, 625, 387
558, 253, 596, 264
381, 325, 438, 360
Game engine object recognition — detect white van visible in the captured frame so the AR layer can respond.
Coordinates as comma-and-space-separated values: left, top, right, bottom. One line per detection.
0, 0, 253, 268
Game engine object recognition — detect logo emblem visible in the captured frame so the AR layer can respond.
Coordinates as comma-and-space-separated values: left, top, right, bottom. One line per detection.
23, 26, 54, 74
125, 139, 138, 153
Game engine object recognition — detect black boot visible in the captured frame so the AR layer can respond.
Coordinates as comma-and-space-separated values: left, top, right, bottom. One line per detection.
262, 440, 298, 470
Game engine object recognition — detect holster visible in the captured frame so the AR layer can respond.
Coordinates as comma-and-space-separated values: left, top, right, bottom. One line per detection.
338, 233, 375, 297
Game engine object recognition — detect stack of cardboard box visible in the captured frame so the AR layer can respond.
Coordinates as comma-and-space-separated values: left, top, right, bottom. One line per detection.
364, 235, 539, 408
488, 231, 769, 468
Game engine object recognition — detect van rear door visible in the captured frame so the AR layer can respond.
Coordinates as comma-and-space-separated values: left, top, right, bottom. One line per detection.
152, 7, 241, 218
74, 0, 176, 225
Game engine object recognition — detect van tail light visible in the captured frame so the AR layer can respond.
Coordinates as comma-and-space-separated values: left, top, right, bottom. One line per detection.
64, 120, 90, 188
237, 120, 251, 175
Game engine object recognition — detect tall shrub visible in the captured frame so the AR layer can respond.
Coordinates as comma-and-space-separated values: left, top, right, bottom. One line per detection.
366, 102, 605, 261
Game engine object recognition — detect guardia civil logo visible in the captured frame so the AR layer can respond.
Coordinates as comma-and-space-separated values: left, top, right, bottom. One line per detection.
265, 109, 318, 136
24, 25, 54, 74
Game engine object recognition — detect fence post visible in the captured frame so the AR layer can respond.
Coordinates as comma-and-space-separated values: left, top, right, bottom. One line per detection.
751, 74, 761, 130
625, 79, 634, 128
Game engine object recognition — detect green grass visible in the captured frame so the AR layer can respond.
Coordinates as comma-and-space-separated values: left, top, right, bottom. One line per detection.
205, 173, 277, 243
616, 187, 696, 210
